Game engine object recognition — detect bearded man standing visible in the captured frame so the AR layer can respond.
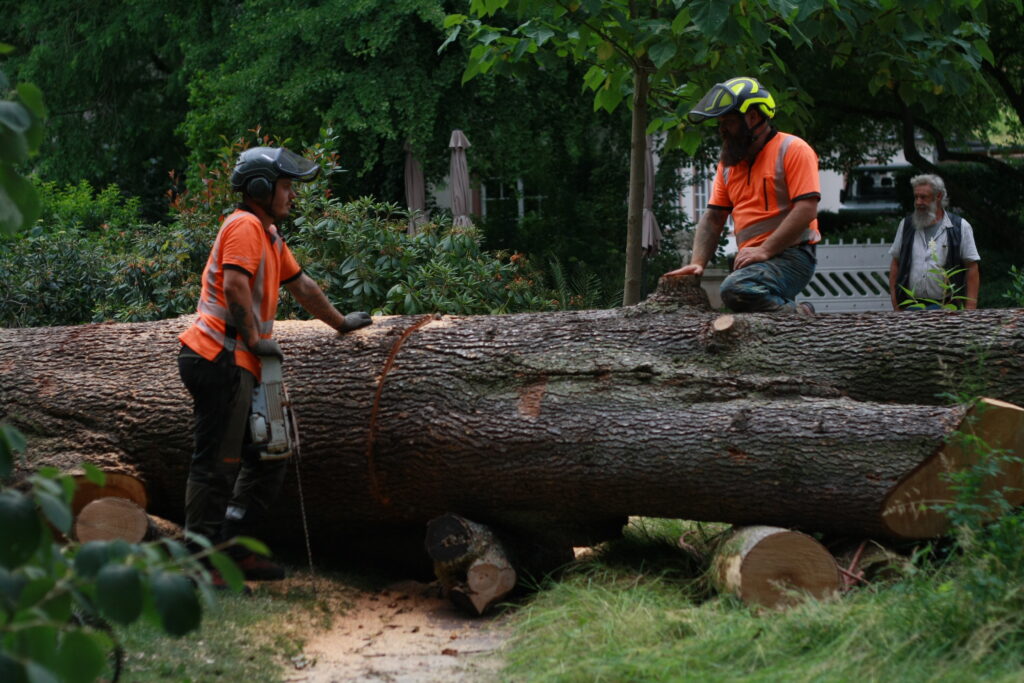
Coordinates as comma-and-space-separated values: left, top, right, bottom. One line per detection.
887, 174, 980, 310
665, 76, 821, 314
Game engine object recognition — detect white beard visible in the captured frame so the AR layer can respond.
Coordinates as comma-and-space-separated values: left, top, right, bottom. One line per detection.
911, 204, 939, 230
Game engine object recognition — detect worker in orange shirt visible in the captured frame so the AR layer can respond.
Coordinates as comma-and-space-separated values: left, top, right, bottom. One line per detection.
665, 77, 820, 315
178, 146, 372, 583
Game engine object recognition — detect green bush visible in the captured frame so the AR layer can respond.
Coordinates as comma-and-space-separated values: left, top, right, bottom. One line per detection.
32, 179, 142, 234
287, 197, 555, 316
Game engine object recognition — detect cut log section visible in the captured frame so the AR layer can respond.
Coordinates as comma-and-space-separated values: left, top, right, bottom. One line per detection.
882, 398, 1024, 538
75, 497, 151, 543
712, 526, 841, 609
426, 513, 517, 615
71, 472, 148, 517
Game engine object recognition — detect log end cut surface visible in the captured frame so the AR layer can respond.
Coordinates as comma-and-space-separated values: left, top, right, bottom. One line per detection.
882, 398, 1024, 539
75, 497, 149, 543
716, 526, 840, 609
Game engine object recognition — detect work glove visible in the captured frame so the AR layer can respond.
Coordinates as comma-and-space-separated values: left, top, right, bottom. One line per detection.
338, 311, 373, 333
250, 338, 283, 359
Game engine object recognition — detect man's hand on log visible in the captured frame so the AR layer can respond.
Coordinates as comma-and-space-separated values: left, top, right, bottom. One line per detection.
337, 311, 373, 333
664, 264, 704, 279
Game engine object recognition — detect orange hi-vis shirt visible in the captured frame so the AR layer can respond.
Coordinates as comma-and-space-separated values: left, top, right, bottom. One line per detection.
179, 208, 302, 380
709, 131, 821, 250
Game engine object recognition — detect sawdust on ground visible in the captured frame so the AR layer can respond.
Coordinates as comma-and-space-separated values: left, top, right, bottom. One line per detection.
280, 578, 512, 683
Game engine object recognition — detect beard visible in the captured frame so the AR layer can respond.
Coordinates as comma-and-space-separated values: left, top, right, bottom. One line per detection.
719, 125, 754, 167
911, 202, 939, 230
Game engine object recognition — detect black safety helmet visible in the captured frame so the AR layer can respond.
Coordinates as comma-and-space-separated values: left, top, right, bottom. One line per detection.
687, 77, 776, 124
230, 147, 321, 201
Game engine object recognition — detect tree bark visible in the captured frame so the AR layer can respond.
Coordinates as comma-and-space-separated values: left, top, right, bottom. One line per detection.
3, 279, 1024, 546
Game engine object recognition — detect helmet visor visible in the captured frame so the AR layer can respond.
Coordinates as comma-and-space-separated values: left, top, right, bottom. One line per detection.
687, 83, 740, 124
276, 148, 321, 182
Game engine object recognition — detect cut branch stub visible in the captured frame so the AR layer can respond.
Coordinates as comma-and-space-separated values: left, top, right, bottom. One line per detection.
882, 398, 1024, 538
712, 525, 840, 609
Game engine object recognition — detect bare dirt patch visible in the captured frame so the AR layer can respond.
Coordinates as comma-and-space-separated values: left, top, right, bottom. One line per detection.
280, 578, 511, 683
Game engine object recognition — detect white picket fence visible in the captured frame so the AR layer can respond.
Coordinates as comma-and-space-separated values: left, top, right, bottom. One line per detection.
700, 239, 894, 313
797, 239, 892, 313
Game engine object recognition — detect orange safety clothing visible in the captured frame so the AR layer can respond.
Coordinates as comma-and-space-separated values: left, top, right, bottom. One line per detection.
709, 131, 821, 250
179, 208, 301, 380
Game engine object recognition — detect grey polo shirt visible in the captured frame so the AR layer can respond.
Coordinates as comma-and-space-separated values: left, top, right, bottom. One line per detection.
888, 213, 980, 300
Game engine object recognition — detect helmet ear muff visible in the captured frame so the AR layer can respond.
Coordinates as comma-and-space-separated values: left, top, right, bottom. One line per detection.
246, 176, 274, 202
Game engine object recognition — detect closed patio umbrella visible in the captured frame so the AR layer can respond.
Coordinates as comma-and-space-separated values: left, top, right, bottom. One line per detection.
448, 129, 473, 228
404, 141, 428, 235
642, 134, 662, 257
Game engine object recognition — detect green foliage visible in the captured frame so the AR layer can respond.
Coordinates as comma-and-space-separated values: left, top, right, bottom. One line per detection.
288, 197, 553, 316
0, 427, 245, 681
1001, 265, 1024, 307
899, 265, 969, 310
33, 179, 142, 234
0, 48, 44, 237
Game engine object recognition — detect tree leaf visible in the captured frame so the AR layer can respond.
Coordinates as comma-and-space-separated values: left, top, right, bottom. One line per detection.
35, 491, 71, 535
151, 571, 201, 636
96, 564, 143, 625
55, 631, 109, 683
73, 541, 110, 579
648, 40, 677, 68
0, 491, 43, 569
0, 101, 31, 134
209, 551, 245, 592
0, 164, 40, 235
690, 0, 732, 35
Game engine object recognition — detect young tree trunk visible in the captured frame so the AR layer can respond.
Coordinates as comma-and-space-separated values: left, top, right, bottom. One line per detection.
3, 279, 1024, 547
622, 63, 649, 306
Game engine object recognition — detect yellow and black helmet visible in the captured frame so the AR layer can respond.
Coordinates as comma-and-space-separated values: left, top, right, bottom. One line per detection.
687, 77, 776, 124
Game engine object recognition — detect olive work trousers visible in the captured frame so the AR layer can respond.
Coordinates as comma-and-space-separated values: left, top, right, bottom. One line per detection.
178, 345, 287, 553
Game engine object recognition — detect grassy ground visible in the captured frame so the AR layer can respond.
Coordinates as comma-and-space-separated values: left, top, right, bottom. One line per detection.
107, 515, 1024, 681
500, 517, 1024, 682
112, 569, 358, 681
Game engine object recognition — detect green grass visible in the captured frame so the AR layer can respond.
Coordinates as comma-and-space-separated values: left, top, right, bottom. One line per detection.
499, 518, 1024, 682
113, 569, 352, 682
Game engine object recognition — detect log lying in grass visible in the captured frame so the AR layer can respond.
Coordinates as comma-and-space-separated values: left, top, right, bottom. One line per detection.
426, 513, 517, 615
3, 278, 1024, 547
711, 526, 841, 608
75, 496, 153, 543
71, 472, 148, 517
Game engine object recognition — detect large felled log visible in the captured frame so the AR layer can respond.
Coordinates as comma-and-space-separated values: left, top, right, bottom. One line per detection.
711, 526, 841, 608
3, 279, 1024, 546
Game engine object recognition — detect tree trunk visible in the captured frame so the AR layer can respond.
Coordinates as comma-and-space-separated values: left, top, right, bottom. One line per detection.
711, 525, 841, 608
622, 63, 649, 306
3, 279, 1024, 546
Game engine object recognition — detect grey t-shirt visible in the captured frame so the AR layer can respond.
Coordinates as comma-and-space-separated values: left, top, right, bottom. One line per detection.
888, 213, 980, 300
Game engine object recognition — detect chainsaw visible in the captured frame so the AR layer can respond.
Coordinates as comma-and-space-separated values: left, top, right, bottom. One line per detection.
248, 354, 297, 460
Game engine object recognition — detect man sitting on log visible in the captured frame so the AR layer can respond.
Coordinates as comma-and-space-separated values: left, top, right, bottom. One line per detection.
664, 77, 821, 315
177, 146, 373, 584
887, 173, 981, 310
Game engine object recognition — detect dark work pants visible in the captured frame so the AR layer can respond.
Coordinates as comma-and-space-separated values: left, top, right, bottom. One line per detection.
720, 245, 816, 313
178, 346, 287, 552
